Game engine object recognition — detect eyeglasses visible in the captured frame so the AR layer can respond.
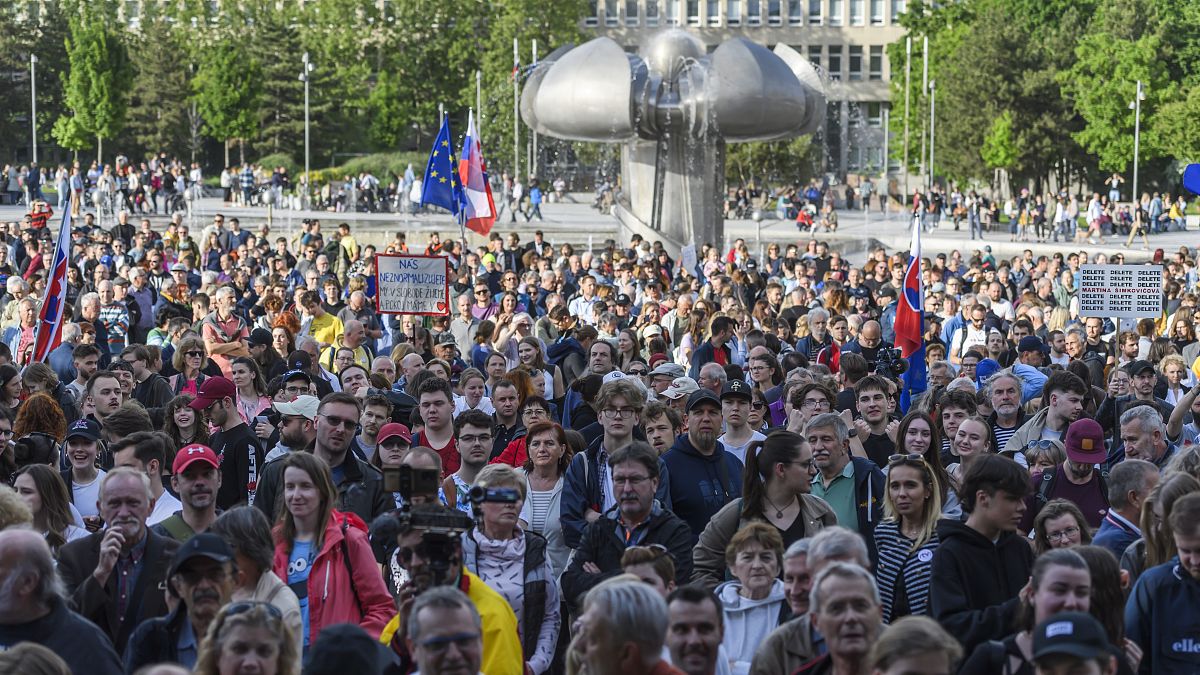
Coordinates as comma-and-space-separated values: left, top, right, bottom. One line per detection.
319, 414, 359, 430
802, 399, 830, 409
416, 631, 482, 654
1047, 526, 1081, 542
887, 453, 926, 466
613, 474, 651, 486
522, 408, 548, 418
224, 601, 283, 621
602, 407, 637, 418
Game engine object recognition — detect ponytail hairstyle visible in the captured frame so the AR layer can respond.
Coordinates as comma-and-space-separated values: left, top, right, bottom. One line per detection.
742, 430, 807, 522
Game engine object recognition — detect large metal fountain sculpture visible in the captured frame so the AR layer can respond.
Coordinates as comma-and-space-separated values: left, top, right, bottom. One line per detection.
521, 30, 826, 254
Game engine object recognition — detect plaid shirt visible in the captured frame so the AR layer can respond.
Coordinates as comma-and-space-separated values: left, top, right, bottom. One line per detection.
114, 533, 148, 623
239, 167, 254, 189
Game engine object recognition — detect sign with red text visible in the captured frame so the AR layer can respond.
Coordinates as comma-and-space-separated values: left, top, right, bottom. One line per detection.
1078, 264, 1162, 318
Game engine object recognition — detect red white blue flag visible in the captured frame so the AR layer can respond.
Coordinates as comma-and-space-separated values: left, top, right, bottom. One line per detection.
31, 207, 72, 363
895, 215, 926, 412
458, 110, 497, 236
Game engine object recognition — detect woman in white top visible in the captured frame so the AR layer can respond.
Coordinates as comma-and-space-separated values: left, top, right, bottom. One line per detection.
13, 464, 88, 555
518, 421, 572, 578
453, 368, 495, 416
517, 337, 564, 401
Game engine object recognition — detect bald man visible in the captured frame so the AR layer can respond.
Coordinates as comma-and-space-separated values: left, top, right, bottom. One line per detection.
399, 353, 425, 392
320, 318, 373, 372
0, 530, 123, 675
371, 356, 397, 384
841, 320, 892, 371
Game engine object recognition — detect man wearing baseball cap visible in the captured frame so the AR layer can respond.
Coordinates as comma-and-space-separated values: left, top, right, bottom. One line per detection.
661, 376, 699, 415
647, 362, 685, 395
717, 380, 765, 465
125, 534, 236, 670
265, 394, 319, 462
1094, 359, 1173, 451
1031, 612, 1117, 675
189, 377, 263, 511
247, 327, 286, 380
1021, 417, 1110, 532
662, 389, 744, 544
154, 444, 223, 543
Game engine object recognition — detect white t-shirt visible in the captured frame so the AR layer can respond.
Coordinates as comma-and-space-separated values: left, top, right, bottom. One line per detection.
72, 470, 106, 519
718, 431, 766, 465
148, 490, 183, 526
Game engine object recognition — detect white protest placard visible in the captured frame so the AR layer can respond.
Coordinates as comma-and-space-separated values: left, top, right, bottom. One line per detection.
1077, 264, 1162, 318
680, 244, 697, 278
375, 254, 450, 315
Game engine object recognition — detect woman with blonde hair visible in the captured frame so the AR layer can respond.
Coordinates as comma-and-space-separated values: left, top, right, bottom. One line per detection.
1045, 306, 1071, 332
170, 334, 211, 395
517, 336, 565, 400
193, 602, 300, 675
1157, 353, 1191, 406
874, 453, 944, 622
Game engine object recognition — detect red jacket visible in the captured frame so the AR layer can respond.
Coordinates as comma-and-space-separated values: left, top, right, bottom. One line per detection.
273, 511, 395, 644
490, 437, 528, 469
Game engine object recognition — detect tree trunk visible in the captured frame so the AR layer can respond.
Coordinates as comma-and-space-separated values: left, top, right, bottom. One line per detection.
224, 138, 230, 168
97, 136, 103, 167
238, 139, 245, 165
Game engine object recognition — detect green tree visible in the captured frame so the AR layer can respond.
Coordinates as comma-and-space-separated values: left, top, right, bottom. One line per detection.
125, 15, 193, 160
193, 39, 262, 165
54, 11, 134, 164
366, 69, 410, 149
725, 137, 817, 187
980, 111, 1018, 170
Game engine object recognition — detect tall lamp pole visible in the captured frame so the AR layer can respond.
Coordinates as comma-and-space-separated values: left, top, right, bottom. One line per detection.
30, 54, 38, 165
1129, 80, 1145, 205
902, 37, 910, 200
300, 52, 314, 206
928, 79, 936, 190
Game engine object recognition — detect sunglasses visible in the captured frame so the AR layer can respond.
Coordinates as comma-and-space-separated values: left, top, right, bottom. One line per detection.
887, 453, 926, 466
224, 600, 283, 620
186, 351, 204, 358
319, 414, 359, 430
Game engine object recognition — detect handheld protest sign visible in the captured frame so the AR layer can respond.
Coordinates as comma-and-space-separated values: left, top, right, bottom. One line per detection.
375, 253, 451, 316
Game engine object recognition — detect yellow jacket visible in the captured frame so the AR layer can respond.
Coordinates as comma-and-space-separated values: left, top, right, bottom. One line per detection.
380, 569, 523, 675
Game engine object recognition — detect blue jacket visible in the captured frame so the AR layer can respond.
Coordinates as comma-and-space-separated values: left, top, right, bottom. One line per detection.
688, 339, 731, 379
1092, 512, 1140, 563
793, 333, 833, 362
661, 434, 744, 545
47, 341, 77, 384
561, 436, 672, 548
1125, 558, 1200, 674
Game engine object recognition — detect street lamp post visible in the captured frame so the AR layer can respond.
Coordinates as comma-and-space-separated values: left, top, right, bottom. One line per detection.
300, 52, 314, 207
30, 54, 37, 165
1129, 80, 1145, 205
928, 79, 936, 190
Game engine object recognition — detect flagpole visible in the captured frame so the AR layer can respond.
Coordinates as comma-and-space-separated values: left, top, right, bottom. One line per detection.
459, 110, 471, 250
31, 207, 71, 363
513, 37, 520, 182
531, 39, 538, 179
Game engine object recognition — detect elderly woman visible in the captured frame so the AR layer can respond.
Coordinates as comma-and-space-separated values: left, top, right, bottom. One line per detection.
169, 335, 211, 395
717, 522, 789, 675
1032, 498, 1094, 554
517, 421, 572, 578
461, 464, 561, 674
193, 601, 300, 675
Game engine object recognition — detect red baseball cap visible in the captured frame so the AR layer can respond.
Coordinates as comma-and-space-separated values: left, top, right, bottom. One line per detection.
377, 423, 412, 445
188, 376, 236, 411
173, 444, 220, 474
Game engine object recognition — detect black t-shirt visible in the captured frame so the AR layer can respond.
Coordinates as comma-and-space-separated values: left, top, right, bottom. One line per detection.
211, 423, 264, 510
861, 431, 895, 468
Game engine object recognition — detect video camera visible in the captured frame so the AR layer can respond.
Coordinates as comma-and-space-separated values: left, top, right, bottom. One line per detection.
874, 347, 909, 379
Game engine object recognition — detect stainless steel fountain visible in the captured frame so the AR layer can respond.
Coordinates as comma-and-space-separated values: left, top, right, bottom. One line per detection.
521, 29, 826, 255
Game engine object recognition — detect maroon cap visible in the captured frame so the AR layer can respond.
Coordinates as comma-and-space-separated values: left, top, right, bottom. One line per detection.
1064, 418, 1106, 464
173, 444, 220, 473
187, 376, 236, 410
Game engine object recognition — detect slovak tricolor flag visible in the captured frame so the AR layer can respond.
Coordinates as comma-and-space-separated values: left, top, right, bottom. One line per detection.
31, 207, 72, 363
894, 216, 926, 412
458, 110, 497, 236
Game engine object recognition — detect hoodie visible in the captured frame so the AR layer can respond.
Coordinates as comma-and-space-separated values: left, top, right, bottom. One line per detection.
716, 579, 790, 675
662, 434, 744, 545
1125, 558, 1200, 674
929, 518, 1033, 654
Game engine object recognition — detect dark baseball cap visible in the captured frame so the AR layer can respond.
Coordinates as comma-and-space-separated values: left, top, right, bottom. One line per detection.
1126, 359, 1155, 376
1017, 336, 1045, 353
1032, 612, 1111, 662
287, 350, 313, 371
720, 380, 753, 402
187, 376, 236, 410
65, 418, 101, 443
615, 293, 632, 307
686, 389, 721, 413
168, 533, 234, 579
248, 328, 273, 347
1064, 418, 1106, 464
283, 369, 313, 385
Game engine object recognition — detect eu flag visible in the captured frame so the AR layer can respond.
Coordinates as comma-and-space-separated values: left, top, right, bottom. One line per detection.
420, 116, 462, 216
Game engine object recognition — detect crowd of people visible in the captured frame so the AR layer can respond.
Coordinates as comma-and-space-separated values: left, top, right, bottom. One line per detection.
0, 180, 1197, 675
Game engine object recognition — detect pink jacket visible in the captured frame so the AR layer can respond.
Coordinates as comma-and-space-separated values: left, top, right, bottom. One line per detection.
273, 512, 395, 644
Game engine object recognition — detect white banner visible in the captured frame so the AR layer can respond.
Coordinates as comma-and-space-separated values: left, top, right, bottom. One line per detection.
1078, 264, 1162, 318
375, 254, 450, 315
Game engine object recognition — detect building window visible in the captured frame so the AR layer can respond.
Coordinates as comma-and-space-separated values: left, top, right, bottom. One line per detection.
848, 45, 863, 80
828, 0, 843, 26
626, 0, 639, 24
866, 102, 884, 127
869, 45, 883, 80
605, 0, 619, 25
808, 44, 822, 70
891, 0, 905, 23
687, 0, 700, 24
788, 0, 803, 24
808, 0, 822, 23
748, 0, 762, 24
724, 0, 739, 24
666, 0, 678, 24
827, 45, 842, 79
587, 0, 599, 25
768, 0, 782, 24
647, 0, 660, 25
850, 0, 864, 25
870, 0, 884, 24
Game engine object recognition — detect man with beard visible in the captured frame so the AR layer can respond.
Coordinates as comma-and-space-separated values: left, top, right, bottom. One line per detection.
189, 377, 262, 510
153, 444, 223, 543
665, 586, 725, 675
58, 468, 182, 652
1119, 405, 1179, 469
1021, 418, 1111, 530
792, 563, 884, 675
986, 370, 1027, 462
807, 413, 884, 553
1095, 360, 1174, 449
663, 389, 743, 545
124, 534, 237, 670
255, 393, 390, 524
1004, 371, 1088, 455
265, 394, 318, 462
573, 578, 682, 675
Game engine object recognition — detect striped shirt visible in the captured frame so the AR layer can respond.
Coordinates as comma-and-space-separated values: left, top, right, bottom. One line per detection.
527, 489, 555, 533
993, 422, 1019, 455
873, 520, 939, 623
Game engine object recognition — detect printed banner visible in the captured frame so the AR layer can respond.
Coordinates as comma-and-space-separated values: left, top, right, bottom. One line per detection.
376, 254, 451, 315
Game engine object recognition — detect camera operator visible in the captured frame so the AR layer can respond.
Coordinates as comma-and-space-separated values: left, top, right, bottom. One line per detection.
840, 320, 891, 371
376, 503, 524, 675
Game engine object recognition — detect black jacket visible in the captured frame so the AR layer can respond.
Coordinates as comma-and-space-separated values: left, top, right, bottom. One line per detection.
57, 528, 181, 652
0, 596, 123, 675
255, 449, 392, 525
661, 434, 743, 545
929, 518, 1033, 654
133, 372, 175, 411
560, 503, 693, 611
124, 605, 187, 672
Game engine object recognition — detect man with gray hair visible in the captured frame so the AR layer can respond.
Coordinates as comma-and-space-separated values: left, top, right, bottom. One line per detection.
57, 467, 181, 651
795, 307, 833, 362
575, 577, 672, 675
0, 529, 123, 675
806, 413, 884, 547
201, 284, 250, 379
47, 321, 82, 384
407, 586, 484, 675
986, 369, 1027, 460
1119, 404, 1178, 468
696, 362, 727, 395
793, 562, 883, 675
1093, 459, 1159, 560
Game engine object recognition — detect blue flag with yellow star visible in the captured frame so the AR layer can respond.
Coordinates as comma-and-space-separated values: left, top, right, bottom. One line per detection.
420, 115, 462, 216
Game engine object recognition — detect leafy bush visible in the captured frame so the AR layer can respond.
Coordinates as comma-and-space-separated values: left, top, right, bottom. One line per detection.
254, 152, 299, 177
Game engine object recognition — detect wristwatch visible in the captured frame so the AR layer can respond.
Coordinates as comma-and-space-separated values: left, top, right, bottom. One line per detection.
848, 427, 858, 438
